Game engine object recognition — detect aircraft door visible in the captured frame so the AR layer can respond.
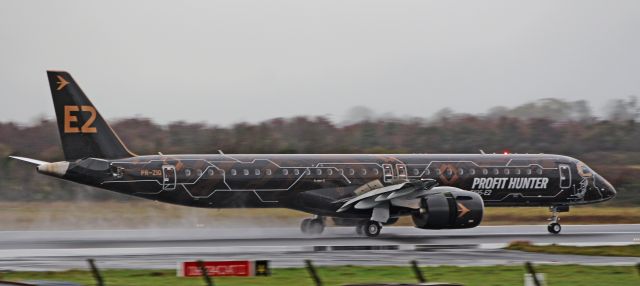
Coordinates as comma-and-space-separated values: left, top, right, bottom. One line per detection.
559, 164, 571, 189
396, 164, 408, 180
382, 164, 394, 183
162, 165, 177, 191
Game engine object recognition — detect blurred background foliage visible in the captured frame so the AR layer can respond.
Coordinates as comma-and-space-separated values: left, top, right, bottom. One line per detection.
1, 97, 639, 206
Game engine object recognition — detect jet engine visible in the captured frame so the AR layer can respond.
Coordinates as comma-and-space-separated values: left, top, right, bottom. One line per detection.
411, 187, 484, 229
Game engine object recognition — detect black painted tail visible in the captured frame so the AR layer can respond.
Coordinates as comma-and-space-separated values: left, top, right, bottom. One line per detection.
46, 71, 135, 161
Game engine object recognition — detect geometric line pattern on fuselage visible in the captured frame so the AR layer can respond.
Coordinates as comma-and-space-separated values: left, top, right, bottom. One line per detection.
103, 155, 562, 203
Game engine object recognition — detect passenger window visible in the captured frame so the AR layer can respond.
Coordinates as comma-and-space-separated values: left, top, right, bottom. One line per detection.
294, 169, 300, 175
482, 168, 488, 175
492, 168, 499, 175
458, 168, 464, 175
425, 168, 431, 175
231, 169, 237, 176
255, 169, 261, 176
514, 169, 521, 175
436, 169, 442, 175
243, 169, 249, 176
327, 169, 333, 176
304, 169, 311, 175
316, 169, 322, 175
536, 168, 543, 175
445, 168, 452, 176
504, 169, 510, 175
526, 169, 532, 175
208, 169, 214, 176
348, 168, 355, 175
282, 169, 289, 175
266, 169, 272, 176
185, 169, 192, 176
339, 169, 344, 175
413, 168, 420, 176
469, 168, 476, 175
196, 169, 203, 177
361, 169, 367, 175
373, 168, 380, 175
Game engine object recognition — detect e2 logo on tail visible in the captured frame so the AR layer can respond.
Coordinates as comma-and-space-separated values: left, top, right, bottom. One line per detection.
64, 105, 97, 133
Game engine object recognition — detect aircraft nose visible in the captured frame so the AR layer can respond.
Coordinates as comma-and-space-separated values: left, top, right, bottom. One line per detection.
596, 174, 616, 200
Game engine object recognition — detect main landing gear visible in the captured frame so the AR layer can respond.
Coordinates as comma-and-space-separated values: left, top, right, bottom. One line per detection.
356, 220, 382, 237
301, 216, 325, 235
300, 217, 383, 237
547, 205, 569, 234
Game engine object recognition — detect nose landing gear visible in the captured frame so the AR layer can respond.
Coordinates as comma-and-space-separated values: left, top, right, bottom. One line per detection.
548, 222, 561, 234
547, 205, 569, 234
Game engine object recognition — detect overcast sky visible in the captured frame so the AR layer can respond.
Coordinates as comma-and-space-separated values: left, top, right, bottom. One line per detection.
1, 1, 639, 125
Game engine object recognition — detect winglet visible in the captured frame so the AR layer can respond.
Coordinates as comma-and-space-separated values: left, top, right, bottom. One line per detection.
9, 156, 49, 166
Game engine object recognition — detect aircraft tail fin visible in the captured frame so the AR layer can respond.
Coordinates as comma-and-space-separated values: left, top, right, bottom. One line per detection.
46, 71, 135, 161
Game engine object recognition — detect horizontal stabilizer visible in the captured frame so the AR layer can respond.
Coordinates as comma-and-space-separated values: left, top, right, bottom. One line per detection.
9, 156, 49, 166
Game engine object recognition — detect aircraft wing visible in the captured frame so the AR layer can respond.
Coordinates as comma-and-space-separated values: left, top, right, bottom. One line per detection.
337, 179, 438, 212
8, 156, 48, 166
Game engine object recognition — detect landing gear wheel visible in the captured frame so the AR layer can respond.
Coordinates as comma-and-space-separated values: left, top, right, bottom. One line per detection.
300, 218, 312, 234
548, 223, 561, 234
547, 206, 566, 235
355, 223, 364, 235
363, 221, 382, 237
301, 218, 324, 235
308, 219, 325, 235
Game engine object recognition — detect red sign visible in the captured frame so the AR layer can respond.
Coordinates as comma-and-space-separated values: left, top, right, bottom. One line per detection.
179, 260, 252, 277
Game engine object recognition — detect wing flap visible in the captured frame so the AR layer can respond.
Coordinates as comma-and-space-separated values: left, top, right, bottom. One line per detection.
337, 182, 410, 212
337, 179, 438, 212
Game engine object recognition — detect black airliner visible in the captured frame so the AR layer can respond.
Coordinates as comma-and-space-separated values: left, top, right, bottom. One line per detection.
10, 71, 616, 237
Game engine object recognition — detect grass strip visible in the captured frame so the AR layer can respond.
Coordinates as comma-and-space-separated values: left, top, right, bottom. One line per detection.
506, 241, 640, 257
0, 265, 638, 286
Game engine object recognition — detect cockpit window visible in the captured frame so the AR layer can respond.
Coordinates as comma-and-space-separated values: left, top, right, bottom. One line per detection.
576, 161, 593, 177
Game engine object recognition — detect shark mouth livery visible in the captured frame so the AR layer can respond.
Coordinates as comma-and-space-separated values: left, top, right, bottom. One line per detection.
9, 71, 617, 237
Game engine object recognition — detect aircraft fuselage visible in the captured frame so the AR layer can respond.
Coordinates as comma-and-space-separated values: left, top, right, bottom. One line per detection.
56, 153, 615, 220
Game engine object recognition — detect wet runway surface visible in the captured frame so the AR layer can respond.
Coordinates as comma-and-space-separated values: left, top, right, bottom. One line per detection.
0, 224, 638, 271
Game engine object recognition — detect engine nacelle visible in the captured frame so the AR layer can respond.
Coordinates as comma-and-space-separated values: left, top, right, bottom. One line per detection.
411, 187, 484, 229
